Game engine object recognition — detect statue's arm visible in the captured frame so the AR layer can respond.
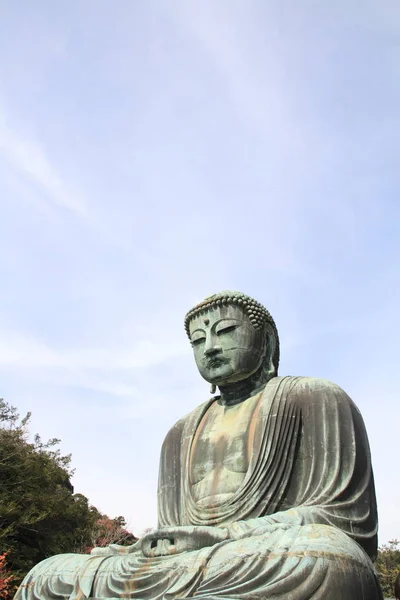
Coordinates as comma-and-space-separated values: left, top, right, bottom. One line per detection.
157, 416, 187, 528
226, 379, 378, 557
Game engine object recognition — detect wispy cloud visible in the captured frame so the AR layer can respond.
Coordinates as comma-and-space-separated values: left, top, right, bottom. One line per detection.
0, 105, 86, 216
0, 0, 398, 543
0, 329, 190, 399
0, 329, 190, 369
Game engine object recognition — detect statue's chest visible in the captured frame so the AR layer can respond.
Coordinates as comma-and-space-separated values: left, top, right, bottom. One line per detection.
189, 395, 261, 485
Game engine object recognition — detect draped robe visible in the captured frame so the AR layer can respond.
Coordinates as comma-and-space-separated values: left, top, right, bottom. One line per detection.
14, 376, 383, 600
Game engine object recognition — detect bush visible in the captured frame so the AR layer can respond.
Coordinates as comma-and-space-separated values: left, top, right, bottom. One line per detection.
0, 399, 136, 588
376, 539, 400, 598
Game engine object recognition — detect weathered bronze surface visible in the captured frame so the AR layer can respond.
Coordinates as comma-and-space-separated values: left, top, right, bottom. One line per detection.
15, 291, 383, 599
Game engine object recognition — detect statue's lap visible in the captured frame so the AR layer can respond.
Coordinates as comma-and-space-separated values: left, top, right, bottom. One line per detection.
30, 524, 377, 600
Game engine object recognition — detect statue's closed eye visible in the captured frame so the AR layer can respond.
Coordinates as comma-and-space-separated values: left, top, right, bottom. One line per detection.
216, 324, 238, 336
191, 337, 206, 346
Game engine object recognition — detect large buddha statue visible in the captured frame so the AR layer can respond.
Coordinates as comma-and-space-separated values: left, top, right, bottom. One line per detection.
15, 291, 383, 600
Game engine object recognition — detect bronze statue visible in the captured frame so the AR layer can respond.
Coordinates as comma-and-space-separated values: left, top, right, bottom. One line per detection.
15, 291, 383, 599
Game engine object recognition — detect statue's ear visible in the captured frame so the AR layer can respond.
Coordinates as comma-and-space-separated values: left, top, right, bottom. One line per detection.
264, 323, 277, 379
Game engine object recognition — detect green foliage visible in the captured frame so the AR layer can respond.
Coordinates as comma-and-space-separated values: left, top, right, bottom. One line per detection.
0, 398, 136, 588
376, 539, 400, 598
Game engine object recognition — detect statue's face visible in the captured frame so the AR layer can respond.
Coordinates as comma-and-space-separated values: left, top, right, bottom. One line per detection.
189, 304, 266, 386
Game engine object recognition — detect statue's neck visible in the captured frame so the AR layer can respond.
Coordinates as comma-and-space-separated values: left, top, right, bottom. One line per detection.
217, 367, 272, 406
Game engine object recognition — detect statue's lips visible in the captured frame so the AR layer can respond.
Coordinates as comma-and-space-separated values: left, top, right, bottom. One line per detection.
206, 357, 229, 369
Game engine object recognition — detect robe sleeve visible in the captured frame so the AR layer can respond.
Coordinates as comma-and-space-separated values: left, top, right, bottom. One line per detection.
227, 378, 378, 560
157, 416, 185, 528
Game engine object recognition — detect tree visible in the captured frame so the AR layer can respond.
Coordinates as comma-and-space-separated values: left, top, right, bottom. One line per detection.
0, 399, 136, 588
83, 513, 137, 553
376, 539, 400, 598
0, 398, 81, 581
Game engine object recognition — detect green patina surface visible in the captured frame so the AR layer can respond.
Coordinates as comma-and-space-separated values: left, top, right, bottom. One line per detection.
15, 291, 383, 600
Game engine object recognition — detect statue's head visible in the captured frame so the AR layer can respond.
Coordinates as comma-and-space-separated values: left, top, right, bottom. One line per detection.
184, 291, 279, 389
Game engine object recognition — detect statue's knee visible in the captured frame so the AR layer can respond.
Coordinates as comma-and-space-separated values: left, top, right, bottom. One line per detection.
290, 524, 371, 566
207, 525, 369, 572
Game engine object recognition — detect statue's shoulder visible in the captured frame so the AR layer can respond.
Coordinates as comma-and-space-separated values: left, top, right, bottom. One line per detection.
288, 375, 345, 392
270, 375, 344, 391
162, 399, 213, 448
274, 375, 353, 410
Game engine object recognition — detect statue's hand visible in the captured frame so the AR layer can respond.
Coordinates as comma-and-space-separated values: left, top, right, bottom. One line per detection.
141, 525, 229, 557
91, 540, 141, 556
228, 518, 295, 541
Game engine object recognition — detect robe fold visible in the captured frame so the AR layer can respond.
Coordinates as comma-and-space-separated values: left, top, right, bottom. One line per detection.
14, 376, 383, 600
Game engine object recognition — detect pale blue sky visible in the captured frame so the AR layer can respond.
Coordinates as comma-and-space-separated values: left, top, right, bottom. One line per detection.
0, 1, 399, 543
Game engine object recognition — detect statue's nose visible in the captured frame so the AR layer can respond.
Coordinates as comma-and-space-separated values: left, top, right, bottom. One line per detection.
204, 336, 222, 356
